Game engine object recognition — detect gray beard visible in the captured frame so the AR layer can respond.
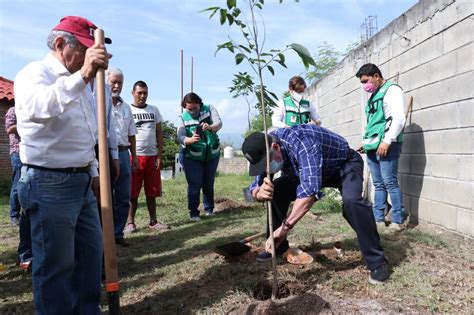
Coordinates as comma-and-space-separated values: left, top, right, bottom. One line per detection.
111, 91, 121, 98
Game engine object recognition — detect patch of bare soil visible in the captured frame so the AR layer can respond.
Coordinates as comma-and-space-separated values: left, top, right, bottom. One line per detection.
199, 197, 254, 214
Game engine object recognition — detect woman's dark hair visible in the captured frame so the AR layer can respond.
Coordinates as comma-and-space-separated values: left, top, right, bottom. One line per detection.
181, 92, 203, 108
355, 63, 384, 79
288, 76, 306, 91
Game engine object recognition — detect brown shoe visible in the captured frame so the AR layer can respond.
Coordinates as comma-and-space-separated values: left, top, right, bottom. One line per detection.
115, 237, 130, 247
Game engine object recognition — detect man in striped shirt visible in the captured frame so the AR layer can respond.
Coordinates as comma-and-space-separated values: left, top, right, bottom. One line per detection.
244, 124, 389, 284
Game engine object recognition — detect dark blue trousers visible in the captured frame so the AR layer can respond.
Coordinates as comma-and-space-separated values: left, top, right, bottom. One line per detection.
270, 149, 386, 270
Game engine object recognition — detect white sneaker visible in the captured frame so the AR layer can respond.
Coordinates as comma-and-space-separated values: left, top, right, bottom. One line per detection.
389, 223, 404, 232
376, 221, 386, 230
190, 216, 201, 222
205, 212, 215, 216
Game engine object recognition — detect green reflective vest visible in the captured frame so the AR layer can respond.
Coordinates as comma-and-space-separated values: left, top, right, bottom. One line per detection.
182, 104, 220, 161
363, 81, 403, 151
283, 96, 311, 126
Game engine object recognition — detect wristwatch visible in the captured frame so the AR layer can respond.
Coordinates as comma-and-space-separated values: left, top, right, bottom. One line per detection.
282, 218, 294, 230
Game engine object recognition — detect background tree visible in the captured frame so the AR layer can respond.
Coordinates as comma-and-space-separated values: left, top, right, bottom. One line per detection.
161, 121, 179, 170
305, 41, 340, 84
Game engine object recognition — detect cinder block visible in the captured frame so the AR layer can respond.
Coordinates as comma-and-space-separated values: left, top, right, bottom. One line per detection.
423, 130, 444, 154
442, 128, 473, 154
442, 179, 472, 209
400, 173, 424, 198
456, 42, 474, 74
428, 103, 460, 130
413, 81, 443, 109
440, 71, 474, 104
405, 108, 433, 131
417, 197, 432, 222
428, 49, 458, 83
458, 99, 474, 128
430, 0, 463, 34
429, 200, 457, 230
442, 14, 473, 54
457, 155, 473, 181
410, 153, 430, 176
456, 207, 474, 237
408, 62, 432, 90
399, 153, 411, 174
420, 176, 444, 203
418, 34, 444, 65
431, 154, 458, 179
403, 131, 430, 154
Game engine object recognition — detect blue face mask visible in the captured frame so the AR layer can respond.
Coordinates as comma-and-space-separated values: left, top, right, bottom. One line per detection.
269, 159, 284, 174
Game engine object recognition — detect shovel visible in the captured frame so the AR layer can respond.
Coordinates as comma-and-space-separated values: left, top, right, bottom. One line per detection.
214, 231, 266, 257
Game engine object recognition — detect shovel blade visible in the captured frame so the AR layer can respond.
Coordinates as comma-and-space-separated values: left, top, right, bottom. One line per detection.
214, 242, 251, 257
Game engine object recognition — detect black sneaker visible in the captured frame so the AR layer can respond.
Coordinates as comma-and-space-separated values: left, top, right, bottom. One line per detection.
256, 251, 272, 263
369, 262, 390, 285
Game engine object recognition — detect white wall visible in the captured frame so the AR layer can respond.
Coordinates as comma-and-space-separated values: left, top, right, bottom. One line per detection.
307, 0, 473, 236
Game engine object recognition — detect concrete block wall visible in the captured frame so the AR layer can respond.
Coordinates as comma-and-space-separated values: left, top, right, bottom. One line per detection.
307, 0, 473, 237
217, 157, 248, 174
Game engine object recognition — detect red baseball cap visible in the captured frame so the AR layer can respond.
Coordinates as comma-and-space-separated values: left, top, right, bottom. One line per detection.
53, 16, 112, 48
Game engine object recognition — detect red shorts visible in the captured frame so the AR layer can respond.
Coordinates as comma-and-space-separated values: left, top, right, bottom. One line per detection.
131, 155, 162, 198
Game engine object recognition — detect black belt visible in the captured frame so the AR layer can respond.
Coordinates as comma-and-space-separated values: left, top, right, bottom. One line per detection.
118, 145, 130, 152
25, 164, 89, 173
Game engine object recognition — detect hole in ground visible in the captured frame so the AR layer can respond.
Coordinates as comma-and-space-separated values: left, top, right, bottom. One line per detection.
252, 282, 291, 300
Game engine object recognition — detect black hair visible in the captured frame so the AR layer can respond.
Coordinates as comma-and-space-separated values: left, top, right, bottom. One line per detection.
355, 63, 384, 79
181, 92, 203, 108
132, 80, 148, 91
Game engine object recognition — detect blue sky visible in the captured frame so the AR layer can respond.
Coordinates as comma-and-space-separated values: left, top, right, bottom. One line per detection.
0, 0, 417, 146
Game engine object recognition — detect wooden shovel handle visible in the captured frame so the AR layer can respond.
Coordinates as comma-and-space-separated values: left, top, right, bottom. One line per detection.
240, 231, 266, 244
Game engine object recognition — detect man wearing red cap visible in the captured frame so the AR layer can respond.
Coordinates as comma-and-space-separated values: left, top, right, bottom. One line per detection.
14, 16, 111, 314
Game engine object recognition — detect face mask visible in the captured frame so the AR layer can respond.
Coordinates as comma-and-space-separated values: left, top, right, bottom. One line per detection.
186, 108, 200, 118
363, 82, 377, 93
291, 91, 303, 103
269, 159, 284, 174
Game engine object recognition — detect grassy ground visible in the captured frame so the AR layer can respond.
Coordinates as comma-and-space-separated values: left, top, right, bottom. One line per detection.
0, 174, 472, 314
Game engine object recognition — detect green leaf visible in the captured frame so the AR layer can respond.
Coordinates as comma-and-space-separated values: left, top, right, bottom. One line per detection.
256, 2, 263, 9
215, 41, 233, 56
227, 0, 236, 9
288, 43, 316, 69
200, 7, 220, 19
238, 45, 251, 53
278, 53, 285, 64
219, 9, 227, 24
267, 65, 275, 76
227, 14, 234, 25
235, 53, 245, 65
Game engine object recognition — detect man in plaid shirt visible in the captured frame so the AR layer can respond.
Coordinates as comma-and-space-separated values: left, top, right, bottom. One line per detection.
244, 124, 389, 284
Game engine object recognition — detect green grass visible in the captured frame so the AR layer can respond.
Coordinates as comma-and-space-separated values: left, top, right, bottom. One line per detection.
0, 174, 472, 314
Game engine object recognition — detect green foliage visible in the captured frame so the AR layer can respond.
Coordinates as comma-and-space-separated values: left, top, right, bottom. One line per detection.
161, 120, 179, 169
243, 113, 272, 138
305, 41, 340, 84
202, 0, 315, 116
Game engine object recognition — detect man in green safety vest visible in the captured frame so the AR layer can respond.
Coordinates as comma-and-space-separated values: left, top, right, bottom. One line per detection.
272, 76, 321, 128
356, 63, 406, 232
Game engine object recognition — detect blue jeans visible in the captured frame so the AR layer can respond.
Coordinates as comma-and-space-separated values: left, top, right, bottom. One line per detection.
113, 150, 131, 239
18, 209, 32, 263
366, 142, 405, 224
17, 166, 103, 314
9, 152, 22, 219
183, 156, 219, 217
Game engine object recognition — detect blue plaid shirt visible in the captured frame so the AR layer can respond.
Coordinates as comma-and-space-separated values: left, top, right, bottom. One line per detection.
249, 125, 350, 199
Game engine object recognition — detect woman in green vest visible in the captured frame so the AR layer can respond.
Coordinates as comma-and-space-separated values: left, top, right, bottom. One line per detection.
177, 93, 222, 221
272, 76, 321, 128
